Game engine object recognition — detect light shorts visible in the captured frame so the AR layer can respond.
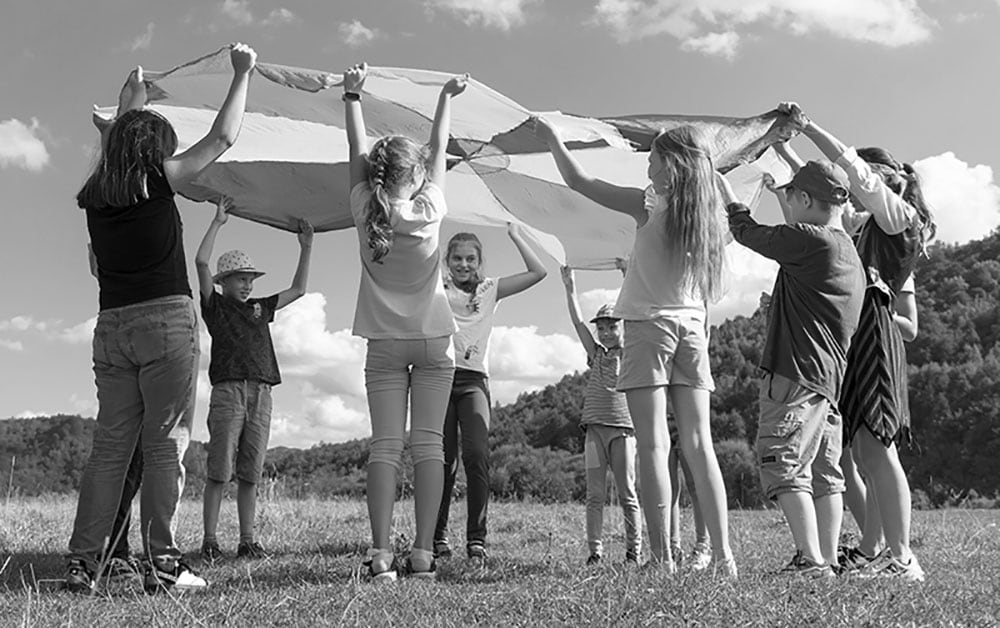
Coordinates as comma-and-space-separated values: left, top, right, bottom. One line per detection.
617, 316, 714, 392
583, 424, 637, 470
206, 380, 273, 484
756, 373, 845, 500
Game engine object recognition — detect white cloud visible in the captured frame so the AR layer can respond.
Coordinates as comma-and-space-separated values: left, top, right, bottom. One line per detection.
263, 8, 297, 25
59, 317, 97, 344
338, 20, 380, 47
0, 339, 24, 352
913, 152, 1000, 244
712, 244, 779, 323
269, 383, 370, 447
215, 1, 296, 27
220, 0, 254, 26
0, 316, 51, 332
487, 325, 587, 403
579, 288, 620, 323
424, 0, 539, 30
592, 0, 935, 53
125, 22, 155, 52
0, 118, 50, 172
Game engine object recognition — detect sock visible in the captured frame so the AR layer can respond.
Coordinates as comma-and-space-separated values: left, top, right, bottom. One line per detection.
203, 535, 218, 546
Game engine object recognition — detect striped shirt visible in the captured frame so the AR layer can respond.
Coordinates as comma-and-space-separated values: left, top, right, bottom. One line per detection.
581, 345, 633, 429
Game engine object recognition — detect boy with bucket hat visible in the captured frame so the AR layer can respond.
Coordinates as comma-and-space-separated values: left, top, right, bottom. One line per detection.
561, 267, 641, 566
717, 162, 865, 579
195, 197, 314, 562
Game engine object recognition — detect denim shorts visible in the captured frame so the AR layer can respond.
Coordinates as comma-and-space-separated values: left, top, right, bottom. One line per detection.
618, 316, 715, 391
757, 373, 845, 500
206, 380, 273, 483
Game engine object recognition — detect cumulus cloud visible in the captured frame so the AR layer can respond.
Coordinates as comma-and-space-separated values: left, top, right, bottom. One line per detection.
0, 339, 24, 352
592, 0, 935, 53
220, 0, 254, 25
487, 325, 587, 403
59, 317, 97, 344
123, 22, 155, 52
0, 316, 51, 332
263, 8, 297, 25
338, 19, 380, 47
0, 118, 51, 172
712, 244, 779, 324
270, 383, 370, 447
424, 0, 540, 30
912, 152, 1000, 244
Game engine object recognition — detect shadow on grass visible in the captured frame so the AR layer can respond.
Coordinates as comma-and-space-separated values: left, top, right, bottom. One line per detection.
0, 551, 67, 593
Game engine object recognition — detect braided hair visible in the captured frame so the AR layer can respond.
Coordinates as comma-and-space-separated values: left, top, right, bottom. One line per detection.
365, 136, 429, 263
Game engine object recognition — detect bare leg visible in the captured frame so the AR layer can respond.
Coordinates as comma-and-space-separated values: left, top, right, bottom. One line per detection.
625, 386, 672, 563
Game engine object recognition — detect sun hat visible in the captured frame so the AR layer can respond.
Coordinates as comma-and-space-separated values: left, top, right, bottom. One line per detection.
213, 250, 265, 284
776, 159, 850, 204
589, 303, 620, 323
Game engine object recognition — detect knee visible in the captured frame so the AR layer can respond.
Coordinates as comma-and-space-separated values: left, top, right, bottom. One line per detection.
409, 431, 443, 466
369, 437, 405, 471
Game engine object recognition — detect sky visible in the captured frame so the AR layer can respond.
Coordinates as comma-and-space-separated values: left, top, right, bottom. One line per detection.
2, 0, 999, 448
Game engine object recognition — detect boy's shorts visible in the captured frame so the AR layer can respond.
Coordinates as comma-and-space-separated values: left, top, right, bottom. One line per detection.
584, 424, 637, 470
206, 380, 273, 484
618, 317, 714, 392
757, 373, 845, 500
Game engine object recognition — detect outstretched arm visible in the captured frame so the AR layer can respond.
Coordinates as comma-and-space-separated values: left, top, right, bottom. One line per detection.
343, 62, 369, 189
276, 219, 314, 310
533, 116, 647, 224
497, 223, 548, 300
93, 66, 148, 151
773, 141, 805, 172
560, 267, 596, 361
195, 197, 231, 302
426, 74, 468, 189
164, 43, 256, 190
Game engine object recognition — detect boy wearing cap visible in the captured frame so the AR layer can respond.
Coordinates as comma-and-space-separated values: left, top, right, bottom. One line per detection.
195, 197, 314, 562
716, 162, 865, 578
561, 267, 641, 566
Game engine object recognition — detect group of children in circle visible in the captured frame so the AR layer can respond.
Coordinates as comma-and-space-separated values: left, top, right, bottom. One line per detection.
65, 41, 932, 593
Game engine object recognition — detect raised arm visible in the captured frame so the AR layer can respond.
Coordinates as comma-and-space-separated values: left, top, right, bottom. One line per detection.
93, 66, 148, 151
760, 172, 794, 224
276, 219, 314, 310
560, 267, 596, 360
343, 62, 369, 189
195, 197, 231, 302
426, 74, 469, 189
773, 141, 805, 172
497, 223, 548, 300
533, 116, 647, 224
163, 43, 256, 191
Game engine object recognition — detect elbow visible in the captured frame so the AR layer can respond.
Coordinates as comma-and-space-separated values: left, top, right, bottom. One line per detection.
534, 268, 548, 282
903, 327, 918, 342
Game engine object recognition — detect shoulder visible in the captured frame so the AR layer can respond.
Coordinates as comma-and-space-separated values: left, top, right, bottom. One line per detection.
415, 182, 447, 216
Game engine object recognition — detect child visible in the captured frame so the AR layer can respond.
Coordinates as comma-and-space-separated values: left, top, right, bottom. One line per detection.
343, 62, 467, 581
68, 43, 256, 594
196, 198, 313, 562
719, 161, 865, 578
561, 268, 641, 566
780, 102, 932, 581
535, 118, 736, 575
434, 225, 547, 561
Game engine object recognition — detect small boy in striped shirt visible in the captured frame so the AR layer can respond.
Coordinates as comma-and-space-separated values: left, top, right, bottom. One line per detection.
561, 267, 642, 566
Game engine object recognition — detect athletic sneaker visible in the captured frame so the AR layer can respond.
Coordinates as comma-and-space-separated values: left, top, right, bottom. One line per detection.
857, 551, 925, 582
467, 543, 487, 561
143, 560, 208, 594
838, 546, 874, 573
103, 556, 142, 582
689, 541, 713, 571
586, 553, 601, 566
433, 540, 452, 559
65, 559, 95, 594
779, 551, 836, 580
200, 540, 225, 564
237, 540, 270, 559
402, 556, 437, 580
363, 549, 398, 582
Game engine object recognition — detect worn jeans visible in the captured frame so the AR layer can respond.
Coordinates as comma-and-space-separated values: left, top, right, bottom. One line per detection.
68, 295, 198, 571
435, 368, 491, 547
105, 442, 143, 560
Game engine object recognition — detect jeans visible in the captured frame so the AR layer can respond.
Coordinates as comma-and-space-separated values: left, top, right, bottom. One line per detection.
435, 368, 491, 547
105, 442, 143, 560
68, 295, 199, 572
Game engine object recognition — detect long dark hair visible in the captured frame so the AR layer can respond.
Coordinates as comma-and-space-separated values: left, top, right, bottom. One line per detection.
77, 109, 178, 210
857, 146, 937, 245
445, 232, 485, 293
651, 126, 727, 302
365, 135, 429, 263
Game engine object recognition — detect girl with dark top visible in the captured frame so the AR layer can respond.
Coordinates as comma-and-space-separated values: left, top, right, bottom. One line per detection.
66, 43, 257, 594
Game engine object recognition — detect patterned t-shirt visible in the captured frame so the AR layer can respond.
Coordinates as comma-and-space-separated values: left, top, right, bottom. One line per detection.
581, 345, 633, 429
446, 277, 499, 374
201, 291, 281, 386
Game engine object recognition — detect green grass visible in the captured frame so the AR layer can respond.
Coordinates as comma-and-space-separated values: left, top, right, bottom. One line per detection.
1, 496, 998, 627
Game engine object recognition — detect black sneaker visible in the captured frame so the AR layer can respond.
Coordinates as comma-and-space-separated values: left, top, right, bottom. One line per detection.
143, 560, 208, 594
433, 540, 452, 559
201, 540, 225, 564
102, 555, 142, 582
586, 553, 601, 566
237, 540, 270, 559
65, 559, 95, 594
467, 543, 487, 561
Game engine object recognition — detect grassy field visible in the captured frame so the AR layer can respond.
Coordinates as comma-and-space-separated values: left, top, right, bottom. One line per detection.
0, 496, 998, 627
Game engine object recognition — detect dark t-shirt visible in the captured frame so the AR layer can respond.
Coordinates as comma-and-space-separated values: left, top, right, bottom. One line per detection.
201, 291, 281, 386
85, 170, 191, 311
728, 205, 865, 402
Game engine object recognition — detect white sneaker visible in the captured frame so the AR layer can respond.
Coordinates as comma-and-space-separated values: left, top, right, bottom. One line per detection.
858, 551, 925, 583
690, 542, 712, 571
143, 560, 207, 594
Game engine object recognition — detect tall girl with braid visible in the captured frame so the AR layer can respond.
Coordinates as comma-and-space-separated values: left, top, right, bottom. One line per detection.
780, 102, 934, 581
342, 62, 467, 581
535, 118, 736, 575
434, 225, 547, 561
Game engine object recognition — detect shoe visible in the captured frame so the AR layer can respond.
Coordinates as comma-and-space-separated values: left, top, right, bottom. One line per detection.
102, 556, 142, 582
778, 551, 835, 580
625, 549, 640, 566
857, 551, 925, 582
200, 540, 225, 564
467, 543, 487, 561
402, 556, 437, 580
433, 540, 452, 559
670, 545, 683, 568
363, 549, 398, 582
838, 546, 874, 573
65, 559, 95, 594
689, 541, 712, 571
143, 560, 208, 594
711, 556, 739, 580
586, 553, 601, 566
237, 540, 270, 559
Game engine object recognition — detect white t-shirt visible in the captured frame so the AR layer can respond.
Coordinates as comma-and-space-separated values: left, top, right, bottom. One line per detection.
613, 186, 706, 321
350, 181, 457, 339
446, 276, 499, 374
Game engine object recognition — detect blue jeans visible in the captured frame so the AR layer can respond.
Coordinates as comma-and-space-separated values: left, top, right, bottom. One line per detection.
68, 295, 199, 571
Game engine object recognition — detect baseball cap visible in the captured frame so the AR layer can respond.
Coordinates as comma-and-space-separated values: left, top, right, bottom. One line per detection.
589, 303, 620, 323
777, 159, 850, 204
